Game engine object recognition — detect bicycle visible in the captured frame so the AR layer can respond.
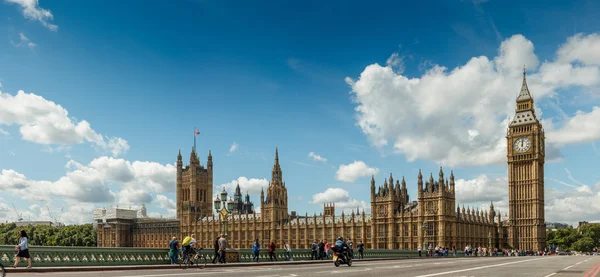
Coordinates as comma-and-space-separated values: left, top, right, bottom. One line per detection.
179, 247, 207, 269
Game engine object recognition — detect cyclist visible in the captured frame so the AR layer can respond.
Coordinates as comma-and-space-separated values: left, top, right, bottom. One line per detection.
181, 234, 195, 261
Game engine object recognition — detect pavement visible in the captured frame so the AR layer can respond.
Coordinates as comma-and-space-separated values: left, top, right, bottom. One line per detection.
6, 256, 600, 277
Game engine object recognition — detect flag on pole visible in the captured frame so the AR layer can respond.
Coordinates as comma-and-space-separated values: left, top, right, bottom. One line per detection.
193, 127, 199, 153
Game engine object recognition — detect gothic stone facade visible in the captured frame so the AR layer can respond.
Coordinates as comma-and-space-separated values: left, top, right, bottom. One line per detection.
186, 149, 504, 251
95, 72, 546, 251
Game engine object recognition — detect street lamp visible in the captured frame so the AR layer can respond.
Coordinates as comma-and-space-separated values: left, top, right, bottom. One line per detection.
422, 221, 428, 256
214, 187, 234, 237
488, 231, 492, 250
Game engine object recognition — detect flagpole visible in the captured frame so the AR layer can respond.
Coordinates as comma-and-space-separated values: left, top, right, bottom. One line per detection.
194, 127, 197, 152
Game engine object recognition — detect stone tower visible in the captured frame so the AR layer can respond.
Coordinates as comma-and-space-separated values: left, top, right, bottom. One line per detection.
506, 67, 546, 251
417, 167, 456, 249
261, 147, 289, 223
370, 173, 411, 249
324, 203, 335, 217
176, 148, 213, 237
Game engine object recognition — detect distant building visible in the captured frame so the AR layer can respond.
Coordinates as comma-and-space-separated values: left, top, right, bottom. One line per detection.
578, 221, 600, 230
231, 183, 255, 215
546, 222, 571, 231
93, 204, 179, 248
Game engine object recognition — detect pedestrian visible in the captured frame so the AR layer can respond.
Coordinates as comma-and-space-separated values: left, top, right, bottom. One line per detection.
269, 241, 278, 261
311, 240, 318, 260
218, 234, 227, 263
168, 237, 179, 264
357, 241, 364, 259
12, 230, 32, 269
418, 245, 422, 257
283, 241, 292, 261
211, 236, 220, 264
324, 240, 330, 258
252, 239, 260, 262
346, 239, 354, 258
318, 240, 325, 260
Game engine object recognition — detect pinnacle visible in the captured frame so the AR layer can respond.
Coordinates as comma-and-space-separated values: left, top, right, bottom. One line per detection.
517, 66, 532, 101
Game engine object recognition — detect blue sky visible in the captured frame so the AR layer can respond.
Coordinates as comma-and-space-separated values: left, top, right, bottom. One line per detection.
1, 0, 599, 225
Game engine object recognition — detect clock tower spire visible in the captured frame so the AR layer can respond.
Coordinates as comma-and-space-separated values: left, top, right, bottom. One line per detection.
507, 66, 546, 251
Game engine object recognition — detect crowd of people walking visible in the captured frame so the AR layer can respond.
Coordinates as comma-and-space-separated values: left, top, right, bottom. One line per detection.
169, 235, 365, 265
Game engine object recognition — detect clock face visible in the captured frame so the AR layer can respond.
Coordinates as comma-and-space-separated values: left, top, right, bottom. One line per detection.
513, 137, 531, 153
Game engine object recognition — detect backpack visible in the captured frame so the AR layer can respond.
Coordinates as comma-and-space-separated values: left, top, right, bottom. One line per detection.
182, 236, 192, 246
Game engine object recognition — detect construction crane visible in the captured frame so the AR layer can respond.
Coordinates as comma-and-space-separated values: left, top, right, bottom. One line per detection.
12, 203, 23, 222
46, 205, 64, 226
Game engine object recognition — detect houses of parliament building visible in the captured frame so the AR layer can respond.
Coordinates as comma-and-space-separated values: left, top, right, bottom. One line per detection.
94, 70, 546, 251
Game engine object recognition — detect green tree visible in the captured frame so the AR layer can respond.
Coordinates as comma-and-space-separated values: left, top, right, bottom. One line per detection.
572, 237, 595, 252
0, 223, 97, 247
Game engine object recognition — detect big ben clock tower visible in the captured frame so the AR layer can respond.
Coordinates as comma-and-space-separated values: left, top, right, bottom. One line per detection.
507, 67, 546, 251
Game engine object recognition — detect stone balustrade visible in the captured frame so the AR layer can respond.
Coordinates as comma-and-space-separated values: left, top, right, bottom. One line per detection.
1, 245, 497, 267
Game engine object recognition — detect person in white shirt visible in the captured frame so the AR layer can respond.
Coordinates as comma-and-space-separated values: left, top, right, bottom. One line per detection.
283, 241, 292, 261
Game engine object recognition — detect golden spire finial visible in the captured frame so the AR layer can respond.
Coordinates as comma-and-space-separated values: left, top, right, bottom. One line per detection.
523, 64, 527, 77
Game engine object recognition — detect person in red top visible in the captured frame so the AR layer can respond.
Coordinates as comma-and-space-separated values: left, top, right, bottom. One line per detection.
269, 241, 278, 261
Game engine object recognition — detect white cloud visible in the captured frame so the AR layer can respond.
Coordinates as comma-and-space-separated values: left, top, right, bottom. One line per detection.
229, 142, 239, 153
454, 172, 600, 226
218, 176, 269, 195
3, 201, 97, 225
455, 174, 508, 203
10, 33, 36, 49
0, 128, 8, 136
453, 174, 509, 217
346, 33, 600, 167
545, 179, 600, 225
308, 152, 327, 162
156, 194, 176, 210
311, 188, 350, 203
385, 52, 405, 74
0, 202, 11, 221
117, 188, 153, 205
335, 161, 379, 182
0, 156, 176, 204
155, 194, 177, 218
547, 107, 600, 145
5, 0, 58, 31
556, 33, 600, 66
0, 90, 130, 157
310, 188, 369, 215
0, 168, 114, 203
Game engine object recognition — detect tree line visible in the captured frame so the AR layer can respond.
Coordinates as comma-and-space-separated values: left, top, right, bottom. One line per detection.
0, 223, 97, 247
547, 224, 599, 252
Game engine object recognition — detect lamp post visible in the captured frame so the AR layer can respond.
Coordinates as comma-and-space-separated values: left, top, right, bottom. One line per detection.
214, 187, 234, 237
422, 221, 428, 256
488, 231, 492, 250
